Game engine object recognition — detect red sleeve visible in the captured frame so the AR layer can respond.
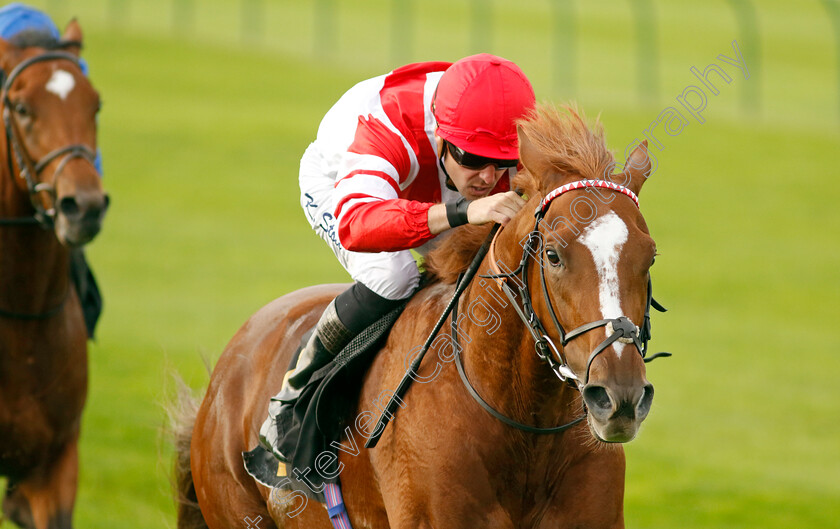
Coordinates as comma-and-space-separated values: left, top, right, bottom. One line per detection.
346, 114, 411, 184
338, 199, 434, 252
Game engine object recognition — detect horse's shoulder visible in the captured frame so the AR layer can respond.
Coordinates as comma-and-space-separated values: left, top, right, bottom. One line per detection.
400, 280, 453, 319
216, 283, 349, 370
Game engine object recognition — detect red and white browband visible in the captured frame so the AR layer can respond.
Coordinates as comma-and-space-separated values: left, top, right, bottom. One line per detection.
537, 179, 639, 215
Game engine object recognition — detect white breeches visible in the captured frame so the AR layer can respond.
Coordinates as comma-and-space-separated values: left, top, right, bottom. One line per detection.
298, 144, 420, 301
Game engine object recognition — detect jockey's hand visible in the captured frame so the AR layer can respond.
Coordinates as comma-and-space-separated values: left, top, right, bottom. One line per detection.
468, 191, 527, 226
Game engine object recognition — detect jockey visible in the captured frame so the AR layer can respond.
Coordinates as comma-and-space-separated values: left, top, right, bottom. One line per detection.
0, 3, 94, 123
0, 3, 103, 337
260, 53, 535, 458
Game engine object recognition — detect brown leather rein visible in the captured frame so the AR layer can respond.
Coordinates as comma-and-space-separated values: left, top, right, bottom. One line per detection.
449, 180, 669, 434
367, 180, 669, 444
0, 51, 94, 319
481, 180, 668, 386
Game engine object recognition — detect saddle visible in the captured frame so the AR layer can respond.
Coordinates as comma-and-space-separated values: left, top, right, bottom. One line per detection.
244, 233, 499, 499
243, 302, 408, 501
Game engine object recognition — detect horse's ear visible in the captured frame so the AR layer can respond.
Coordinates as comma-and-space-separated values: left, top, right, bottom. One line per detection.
61, 19, 83, 57
517, 124, 541, 174
618, 140, 652, 196
518, 124, 579, 194
518, 124, 562, 186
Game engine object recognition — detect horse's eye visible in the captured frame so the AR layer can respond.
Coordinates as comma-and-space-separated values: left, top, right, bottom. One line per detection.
14, 102, 31, 118
545, 247, 563, 267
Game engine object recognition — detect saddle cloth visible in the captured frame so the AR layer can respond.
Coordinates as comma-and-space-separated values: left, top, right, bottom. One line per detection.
243, 302, 408, 502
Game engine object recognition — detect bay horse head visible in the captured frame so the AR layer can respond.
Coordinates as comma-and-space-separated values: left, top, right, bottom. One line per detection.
0, 20, 108, 246
503, 104, 658, 443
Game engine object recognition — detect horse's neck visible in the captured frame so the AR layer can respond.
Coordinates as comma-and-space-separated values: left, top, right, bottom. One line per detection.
0, 157, 69, 313
457, 277, 578, 429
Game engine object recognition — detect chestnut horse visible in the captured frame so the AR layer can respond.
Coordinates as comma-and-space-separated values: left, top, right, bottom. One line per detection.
175, 105, 661, 529
0, 21, 107, 529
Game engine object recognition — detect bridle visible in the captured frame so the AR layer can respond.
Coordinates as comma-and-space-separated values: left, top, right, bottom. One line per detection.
453, 179, 669, 434
0, 51, 96, 319
366, 179, 670, 447
0, 50, 97, 228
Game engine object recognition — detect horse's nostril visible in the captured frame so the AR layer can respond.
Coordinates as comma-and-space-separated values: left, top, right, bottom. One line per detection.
59, 193, 109, 222
582, 385, 612, 413
638, 384, 654, 416
59, 196, 80, 217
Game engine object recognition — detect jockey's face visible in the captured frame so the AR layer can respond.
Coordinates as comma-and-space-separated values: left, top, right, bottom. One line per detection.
438, 139, 509, 201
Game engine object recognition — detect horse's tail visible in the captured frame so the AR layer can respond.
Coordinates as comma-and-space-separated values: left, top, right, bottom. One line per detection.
167, 375, 209, 529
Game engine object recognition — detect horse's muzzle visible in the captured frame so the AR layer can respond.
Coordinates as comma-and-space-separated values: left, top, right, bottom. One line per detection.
55, 190, 110, 247
582, 381, 654, 443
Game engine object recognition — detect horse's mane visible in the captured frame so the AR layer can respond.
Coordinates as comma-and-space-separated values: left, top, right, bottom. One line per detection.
425, 103, 614, 284
514, 103, 615, 197
424, 223, 495, 284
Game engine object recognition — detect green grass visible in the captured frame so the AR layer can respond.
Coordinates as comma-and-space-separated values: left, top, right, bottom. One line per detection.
4, 1, 840, 527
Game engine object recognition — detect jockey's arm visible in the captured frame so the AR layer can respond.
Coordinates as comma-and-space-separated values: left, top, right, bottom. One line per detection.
427, 191, 527, 234
337, 190, 526, 252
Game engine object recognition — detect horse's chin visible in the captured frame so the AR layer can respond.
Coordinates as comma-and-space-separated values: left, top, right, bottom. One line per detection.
587, 415, 642, 444
55, 216, 102, 248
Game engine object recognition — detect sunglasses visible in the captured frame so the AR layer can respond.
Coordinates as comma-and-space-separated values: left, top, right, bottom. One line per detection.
444, 140, 519, 170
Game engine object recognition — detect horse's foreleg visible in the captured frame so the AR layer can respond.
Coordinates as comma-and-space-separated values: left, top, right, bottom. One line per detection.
3, 479, 35, 529
539, 448, 626, 529
3, 436, 79, 529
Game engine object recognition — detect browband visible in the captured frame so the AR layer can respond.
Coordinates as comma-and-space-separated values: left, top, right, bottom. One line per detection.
538, 179, 639, 215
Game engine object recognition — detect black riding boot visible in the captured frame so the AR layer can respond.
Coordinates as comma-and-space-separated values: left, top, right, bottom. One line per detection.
259, 282, 406, 459
273, 299, 352, 403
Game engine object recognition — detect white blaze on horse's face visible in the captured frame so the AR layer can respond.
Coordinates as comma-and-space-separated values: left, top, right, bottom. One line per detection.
580, 211, 629, 357
46, 69, 76, 101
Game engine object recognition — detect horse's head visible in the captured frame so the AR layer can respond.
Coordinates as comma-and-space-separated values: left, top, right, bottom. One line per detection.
514, 105, 657, 443
0, 20, 108, 246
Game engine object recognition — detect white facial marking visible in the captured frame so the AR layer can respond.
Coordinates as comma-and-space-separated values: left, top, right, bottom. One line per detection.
580, 211, 629, 357
46, 69, 75, 100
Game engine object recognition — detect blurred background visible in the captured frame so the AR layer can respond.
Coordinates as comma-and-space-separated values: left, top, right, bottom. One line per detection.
3, 0, 838, 527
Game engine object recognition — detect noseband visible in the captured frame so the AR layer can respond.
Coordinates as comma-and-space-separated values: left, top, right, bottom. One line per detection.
0, 51, 97, 227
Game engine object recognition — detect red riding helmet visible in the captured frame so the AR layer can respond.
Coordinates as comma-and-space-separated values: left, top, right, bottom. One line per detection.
433, 53, 535, 160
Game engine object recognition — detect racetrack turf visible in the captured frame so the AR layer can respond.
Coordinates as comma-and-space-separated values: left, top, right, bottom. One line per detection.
5, 1, 839, 527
